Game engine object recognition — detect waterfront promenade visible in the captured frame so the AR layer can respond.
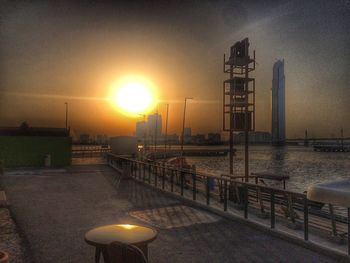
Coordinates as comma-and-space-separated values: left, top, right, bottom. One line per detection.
0, 164, 342, 263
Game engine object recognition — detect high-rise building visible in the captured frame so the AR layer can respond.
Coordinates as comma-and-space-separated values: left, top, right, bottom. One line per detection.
207, 133, 222, 144
184, 127, 191, 137
135, 121, 147, 139
147, 113, 162, 138
271, 59, 286, 145
183, 127, 191, 143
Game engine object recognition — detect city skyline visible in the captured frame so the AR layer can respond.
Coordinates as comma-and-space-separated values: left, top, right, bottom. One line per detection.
1, 1, 349, 138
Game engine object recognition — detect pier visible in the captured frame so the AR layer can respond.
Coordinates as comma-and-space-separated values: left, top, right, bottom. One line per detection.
314, 145, 350, 152
146, 148, 231, 159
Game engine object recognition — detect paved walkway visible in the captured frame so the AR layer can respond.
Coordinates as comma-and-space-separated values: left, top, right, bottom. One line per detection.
1, 165, 341, 263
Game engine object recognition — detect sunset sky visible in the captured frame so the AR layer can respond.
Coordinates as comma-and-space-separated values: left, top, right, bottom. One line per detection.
1, 0, 349, 138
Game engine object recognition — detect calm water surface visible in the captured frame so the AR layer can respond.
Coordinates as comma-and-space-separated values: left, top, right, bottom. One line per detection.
186, 145, 350, 193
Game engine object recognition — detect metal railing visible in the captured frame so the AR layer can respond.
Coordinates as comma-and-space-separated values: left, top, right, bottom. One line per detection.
72, 145, 111, 158
107, 153, 350, 256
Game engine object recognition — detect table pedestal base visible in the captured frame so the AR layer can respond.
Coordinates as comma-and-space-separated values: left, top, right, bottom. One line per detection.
94, 244, 149, 263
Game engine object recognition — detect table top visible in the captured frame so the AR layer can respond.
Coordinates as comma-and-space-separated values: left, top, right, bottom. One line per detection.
307, 179, 350, 207
85, 224, 158, 247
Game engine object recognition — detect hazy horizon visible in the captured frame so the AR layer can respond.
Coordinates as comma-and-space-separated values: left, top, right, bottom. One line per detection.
1, 0, 349, 138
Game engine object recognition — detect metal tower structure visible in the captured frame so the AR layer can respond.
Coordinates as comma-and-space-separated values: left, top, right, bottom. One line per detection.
223, 38, 256, 182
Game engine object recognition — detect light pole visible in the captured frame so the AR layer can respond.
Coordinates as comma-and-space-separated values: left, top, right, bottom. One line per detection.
341, 127, 344, 149
154, 109, 158, 154
138, 113, 147, 149
64, 102, 68, 131
180, 97, 193, 157
164, 103, 169, 154
136, 114, 147, 160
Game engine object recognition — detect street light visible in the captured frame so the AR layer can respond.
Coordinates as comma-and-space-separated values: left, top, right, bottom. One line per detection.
164, 103, 169, 154
138, 114, 147, 152
180, 97, 193, 157
154, 108, 158, 154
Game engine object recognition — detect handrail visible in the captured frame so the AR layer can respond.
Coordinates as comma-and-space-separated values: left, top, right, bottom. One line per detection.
106, 153, 350, 255
107, 153, 304, 197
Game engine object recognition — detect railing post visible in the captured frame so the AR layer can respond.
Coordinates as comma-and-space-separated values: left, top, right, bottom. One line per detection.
135, 162, 137, 178
348, 208, 350, 256
148, 164, 151, 184
180, 171, 184, 196
192, 173, 196, 201
171, 171, 174, 192
143, 163, 146, 182
244, 185, 248, 219
304, 196, 309, 241
206, 177, 210, 205
154, 165, 158, 187
224, 180, 228, 211
133, 162, 135, 177
270, 190, 275, 229
138, 162, 141, 180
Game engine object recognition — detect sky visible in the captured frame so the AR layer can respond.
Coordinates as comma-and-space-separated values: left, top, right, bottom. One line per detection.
1, 0, 349, 138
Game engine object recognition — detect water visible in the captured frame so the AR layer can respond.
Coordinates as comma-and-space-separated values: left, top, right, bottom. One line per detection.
185, 145, 350, 193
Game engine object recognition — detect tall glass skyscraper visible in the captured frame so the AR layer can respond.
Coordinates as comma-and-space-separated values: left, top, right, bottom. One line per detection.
271, 60, 285, 145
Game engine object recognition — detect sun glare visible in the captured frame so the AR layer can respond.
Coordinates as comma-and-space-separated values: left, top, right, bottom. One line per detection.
111, 76, 156, 117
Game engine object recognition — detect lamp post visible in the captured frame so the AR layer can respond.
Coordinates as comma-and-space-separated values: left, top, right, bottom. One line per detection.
64, 102, 68, 131
154, 109, 158, 154
164, 103, 169, 154
138, 114, 147, 150
180, 97, 193, 157
136, 114, 147, 160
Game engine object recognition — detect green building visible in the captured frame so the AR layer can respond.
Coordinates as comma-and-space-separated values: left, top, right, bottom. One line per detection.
0, 124, 72, 168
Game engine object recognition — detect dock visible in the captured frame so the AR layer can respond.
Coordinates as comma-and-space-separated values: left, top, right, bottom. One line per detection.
314, 145, 350, 152
147, 148, 231, 159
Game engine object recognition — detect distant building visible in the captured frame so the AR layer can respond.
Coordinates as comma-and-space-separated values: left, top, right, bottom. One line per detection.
109, 136, 137, 157
165, 133, 179, 144
96, 134, 108, 145
147, 113, 162, 139
79, 134, 90, 144
135, 121, 147, 139
191, 134, 206, 145
207, 133, 221, 144
234, 131, 271, 144
272, 59, 286, 146
184, 127, 191, 137
184, 127, 191, 143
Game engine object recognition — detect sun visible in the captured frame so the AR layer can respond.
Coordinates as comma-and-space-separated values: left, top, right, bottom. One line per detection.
111, 76, 156, 117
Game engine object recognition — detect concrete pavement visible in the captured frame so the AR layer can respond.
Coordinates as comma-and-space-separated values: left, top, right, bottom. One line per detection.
1, 164, 341, 263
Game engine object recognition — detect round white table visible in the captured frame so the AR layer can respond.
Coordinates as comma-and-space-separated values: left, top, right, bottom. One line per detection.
85, 224, 157, 263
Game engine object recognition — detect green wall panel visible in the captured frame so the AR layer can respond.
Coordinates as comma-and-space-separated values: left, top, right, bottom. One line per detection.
0, 136, 72, 168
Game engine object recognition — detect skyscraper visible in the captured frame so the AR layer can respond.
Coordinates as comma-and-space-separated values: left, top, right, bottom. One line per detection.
147, 113, 162, 138
271, 60, 286, 145
135, 121, 147, 139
